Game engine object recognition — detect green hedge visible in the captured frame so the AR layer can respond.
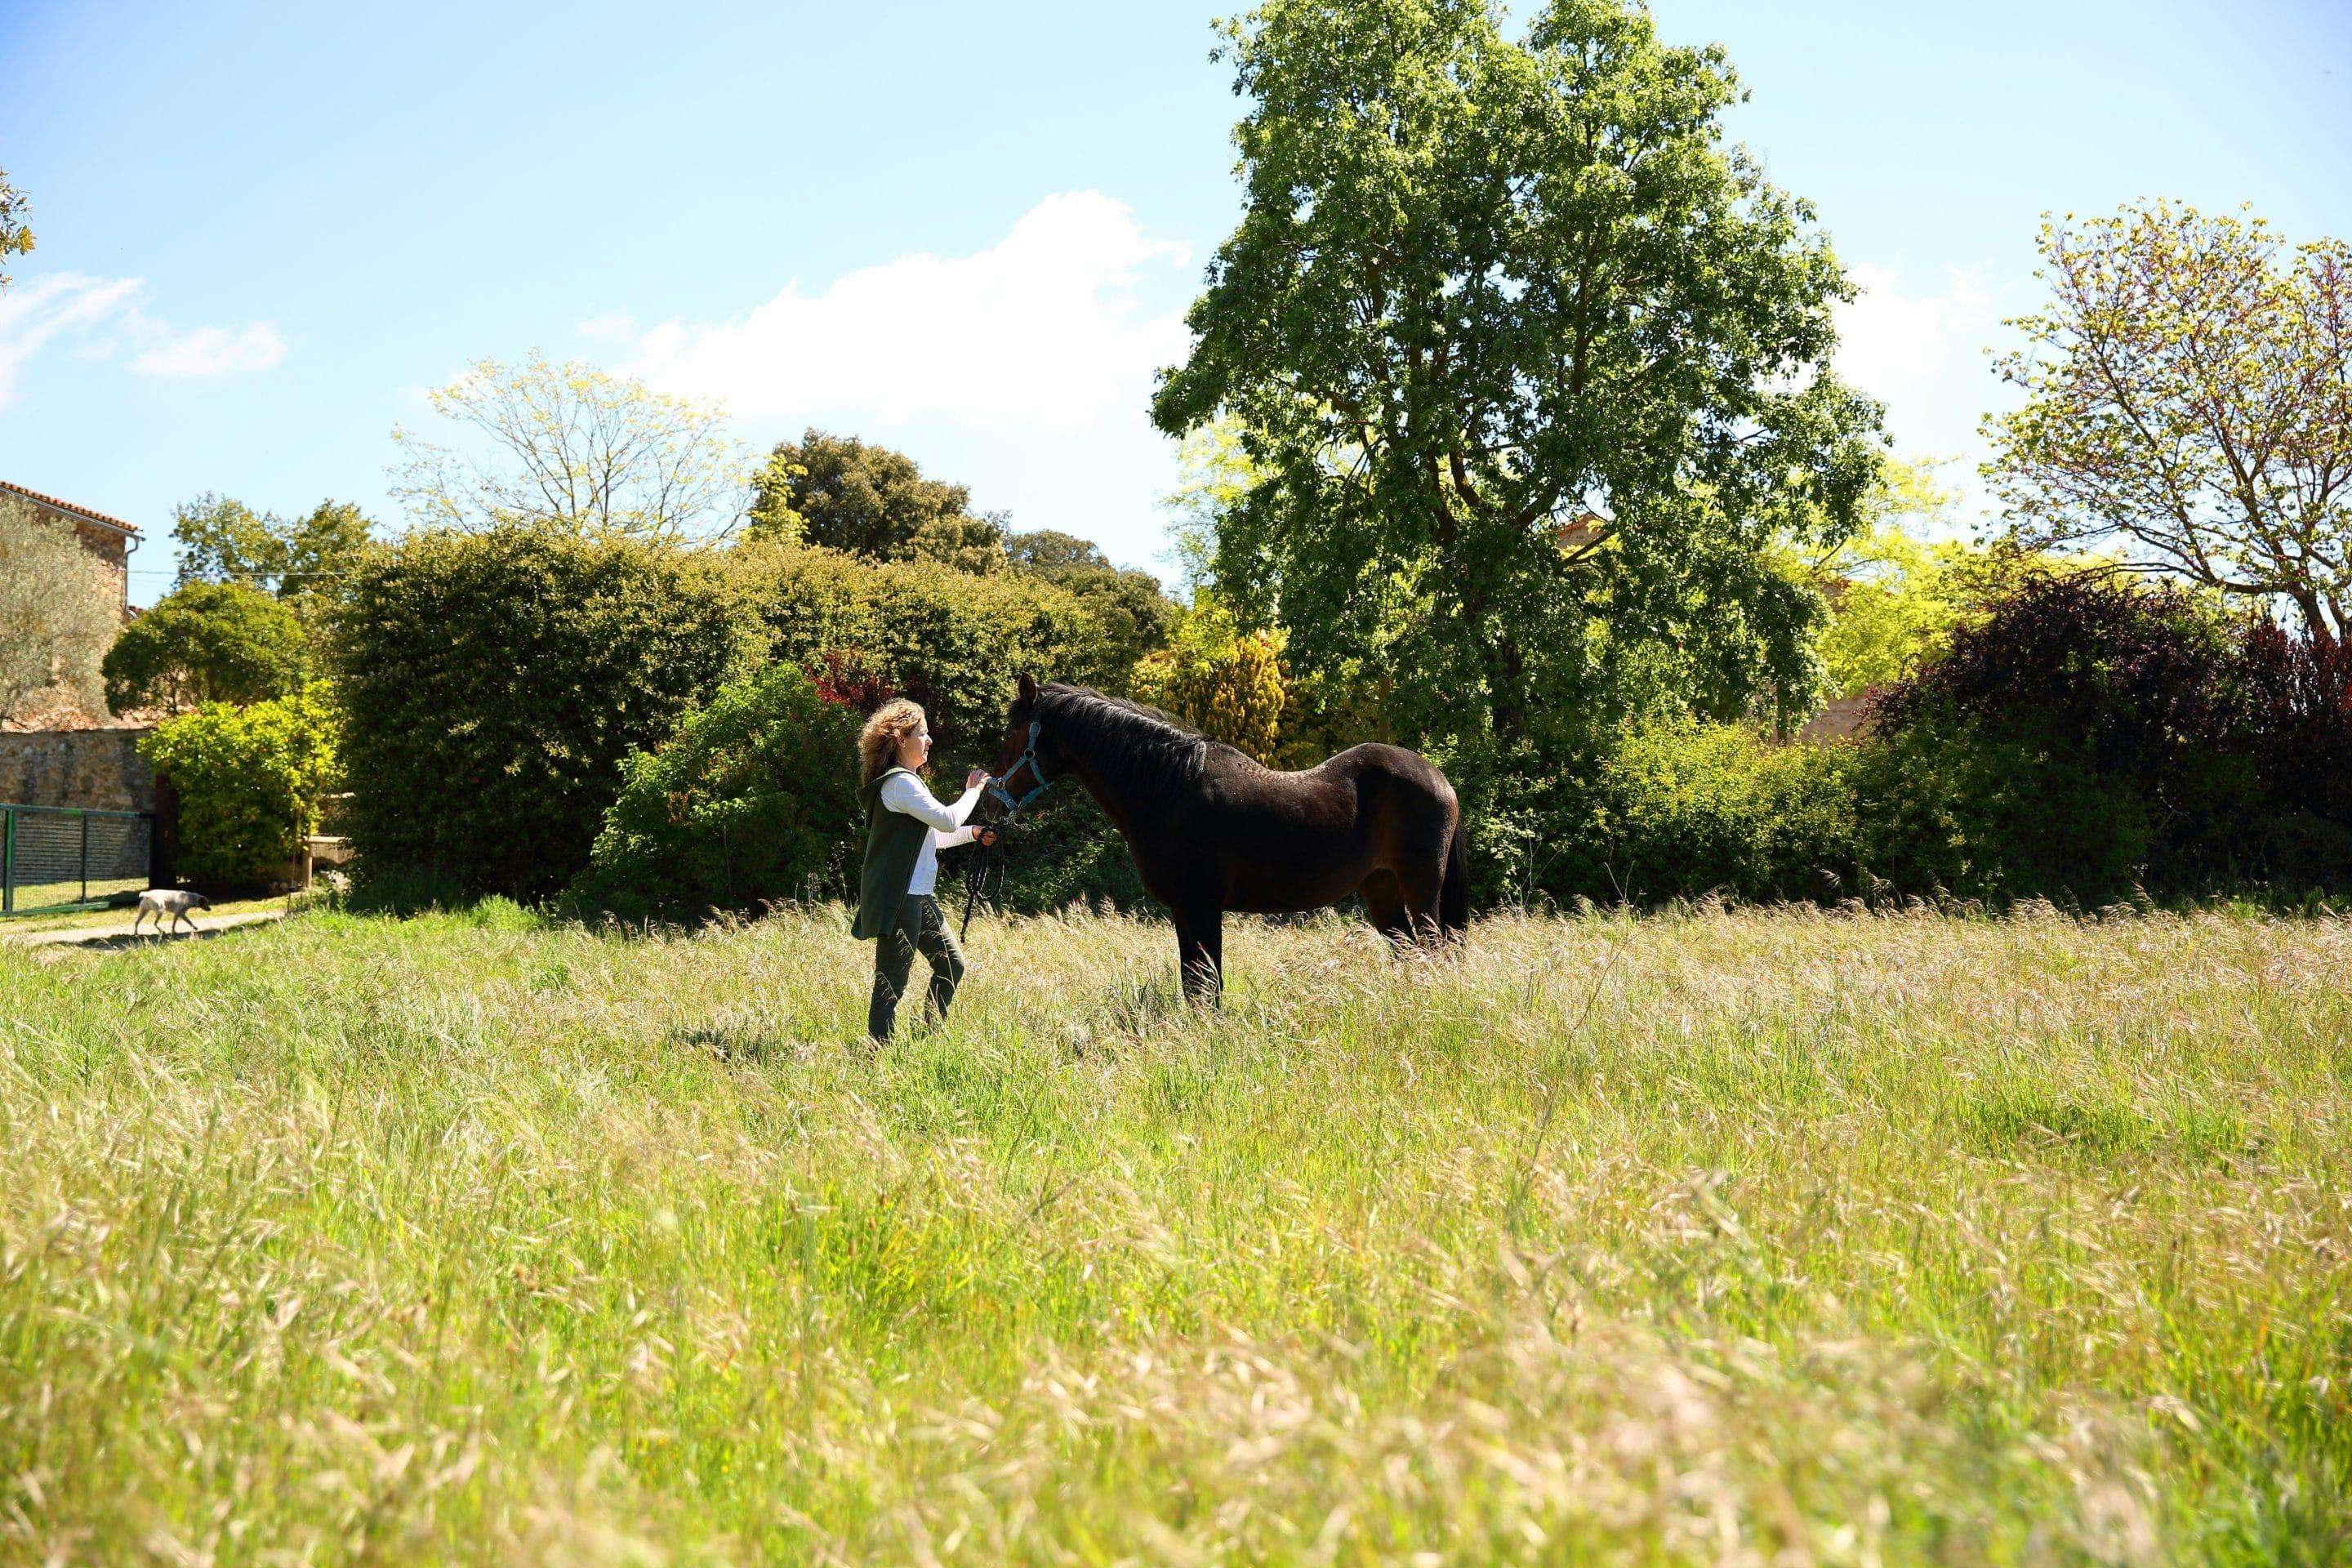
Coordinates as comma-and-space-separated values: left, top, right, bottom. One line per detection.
727, 542, 1119, 764
140, 684, 340, 891
330, 527, 748, 901
572, 664, 866, 921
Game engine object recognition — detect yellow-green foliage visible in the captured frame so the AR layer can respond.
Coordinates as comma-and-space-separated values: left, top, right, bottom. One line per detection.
1, 906, 2345, 1563
1814, 526, 1983, 698
136, 683, 340, 888
1130, 595, 1287, 761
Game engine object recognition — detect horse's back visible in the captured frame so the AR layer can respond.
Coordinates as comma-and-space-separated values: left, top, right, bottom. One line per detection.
1312, 742, 1457, 804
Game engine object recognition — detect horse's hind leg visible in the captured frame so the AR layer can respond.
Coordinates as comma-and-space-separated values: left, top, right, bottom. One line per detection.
1361, 870, 1413, 950
1396, 858, 1448, 948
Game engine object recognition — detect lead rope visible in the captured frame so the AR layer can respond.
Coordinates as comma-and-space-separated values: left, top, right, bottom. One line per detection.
958, 822, 1007, 943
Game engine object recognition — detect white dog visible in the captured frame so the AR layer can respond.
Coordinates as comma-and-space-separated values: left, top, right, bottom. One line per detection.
131, 888, 212, 936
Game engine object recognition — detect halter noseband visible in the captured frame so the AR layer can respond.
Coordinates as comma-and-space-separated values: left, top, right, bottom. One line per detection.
984, 719, 1054, 821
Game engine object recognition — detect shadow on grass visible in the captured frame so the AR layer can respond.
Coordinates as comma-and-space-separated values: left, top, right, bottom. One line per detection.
38, 924, 254, 956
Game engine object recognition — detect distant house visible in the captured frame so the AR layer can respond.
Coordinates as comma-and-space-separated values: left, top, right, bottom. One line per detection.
1, 479, 141, 617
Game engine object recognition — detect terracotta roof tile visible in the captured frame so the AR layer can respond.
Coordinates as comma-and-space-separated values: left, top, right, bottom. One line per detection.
0, 480, 141, 537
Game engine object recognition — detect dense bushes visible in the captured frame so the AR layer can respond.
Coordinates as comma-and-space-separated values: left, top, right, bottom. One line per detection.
572, 665, 865, 920
322, 513, 2352, 921
1539, 724, 1869, 905
140, 684, 340, 890
327, 529, 1139, 911
1508, 575, 2352, 910
331, 528, 747, 901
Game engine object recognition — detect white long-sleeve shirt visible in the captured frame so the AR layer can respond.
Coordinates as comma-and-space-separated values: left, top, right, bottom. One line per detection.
879, 773, 985, 896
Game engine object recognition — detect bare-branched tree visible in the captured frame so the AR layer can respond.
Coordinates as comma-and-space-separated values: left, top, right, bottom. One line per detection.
1986, 202, 2352, 647
390, 351, 752, 545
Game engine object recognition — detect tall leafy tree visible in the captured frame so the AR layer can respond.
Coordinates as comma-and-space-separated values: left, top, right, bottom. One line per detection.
1152, 0, 1882, 764
0, 165, 32, 289
1985, 202, 2352, 648
1004, 529, 1111, 576
173, 494, 376, 605
751, 430, 1004, 569
100, 582, 310, 714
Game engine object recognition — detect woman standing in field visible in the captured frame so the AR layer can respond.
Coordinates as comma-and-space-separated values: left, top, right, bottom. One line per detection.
853, 699, 999, 1045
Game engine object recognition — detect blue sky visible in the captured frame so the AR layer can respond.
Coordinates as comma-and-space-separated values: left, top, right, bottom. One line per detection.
3, 0, 2346, 605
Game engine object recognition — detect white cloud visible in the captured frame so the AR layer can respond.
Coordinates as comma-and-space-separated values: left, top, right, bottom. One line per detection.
1833, 262, 1998, 396
1833, 263, 2010, 525
600, 190, 1197, 568
619, 190, 1192, 429
131, 321, 286, 378
0, 271, 286, 404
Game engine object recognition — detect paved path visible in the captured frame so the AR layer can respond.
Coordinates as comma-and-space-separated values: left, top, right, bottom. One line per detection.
1, 908, 288, 951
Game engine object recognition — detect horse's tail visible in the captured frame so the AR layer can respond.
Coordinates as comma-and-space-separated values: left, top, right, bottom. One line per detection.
1439, 817, 1470, 942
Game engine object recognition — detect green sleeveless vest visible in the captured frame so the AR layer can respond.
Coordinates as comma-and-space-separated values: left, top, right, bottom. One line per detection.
852, 767, 929, 939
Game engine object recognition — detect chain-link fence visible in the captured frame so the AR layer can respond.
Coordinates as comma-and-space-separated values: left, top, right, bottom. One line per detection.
2, 804, 153, 915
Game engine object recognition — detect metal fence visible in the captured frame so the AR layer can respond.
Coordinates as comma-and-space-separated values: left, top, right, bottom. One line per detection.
1, 804, 153, 916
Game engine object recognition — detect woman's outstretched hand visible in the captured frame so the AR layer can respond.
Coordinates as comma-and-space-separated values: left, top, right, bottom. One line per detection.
965, 767, 991, 791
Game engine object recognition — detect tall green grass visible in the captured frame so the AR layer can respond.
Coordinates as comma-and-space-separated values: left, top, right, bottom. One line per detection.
2, 901, 2346, 1563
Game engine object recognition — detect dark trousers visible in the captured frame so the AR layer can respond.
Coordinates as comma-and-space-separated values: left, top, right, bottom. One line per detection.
866, 894, 966, 1040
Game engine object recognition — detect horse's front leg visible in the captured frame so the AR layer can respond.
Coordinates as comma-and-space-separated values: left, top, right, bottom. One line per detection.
1172, 905, 1223, 1004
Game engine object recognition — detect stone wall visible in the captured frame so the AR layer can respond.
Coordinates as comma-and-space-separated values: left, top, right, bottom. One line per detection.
0, 728, 156, 812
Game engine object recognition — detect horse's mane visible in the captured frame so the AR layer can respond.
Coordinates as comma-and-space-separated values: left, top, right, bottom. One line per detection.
1036, 682, 1241, 802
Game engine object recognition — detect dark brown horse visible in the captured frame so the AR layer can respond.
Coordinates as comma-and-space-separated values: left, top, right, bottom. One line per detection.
982, 674, 1468, 998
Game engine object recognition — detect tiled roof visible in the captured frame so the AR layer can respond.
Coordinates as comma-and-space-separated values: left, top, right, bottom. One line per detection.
0, 480, 141, 537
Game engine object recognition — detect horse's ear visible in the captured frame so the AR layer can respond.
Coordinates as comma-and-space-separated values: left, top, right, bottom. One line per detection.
1018, 671, 1038, 704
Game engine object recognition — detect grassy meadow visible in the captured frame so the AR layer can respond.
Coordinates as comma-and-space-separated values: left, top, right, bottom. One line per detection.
1, 900, 2347, 1564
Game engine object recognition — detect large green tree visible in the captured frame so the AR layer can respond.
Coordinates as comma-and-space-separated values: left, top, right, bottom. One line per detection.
1985, 202, 2352, 648
1152, 0, 1882, 764
100, 581, 310, 715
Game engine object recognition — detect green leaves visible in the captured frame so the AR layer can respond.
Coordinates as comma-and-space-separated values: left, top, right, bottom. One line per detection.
171, 493, 375, 605
0, 164, 31, 288
101, 581, 310, 714
1156, 0, 1882, 766
573, 664, 866, 920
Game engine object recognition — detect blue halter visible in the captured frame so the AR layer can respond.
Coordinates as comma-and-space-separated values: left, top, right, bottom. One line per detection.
984, 719, 1055, 820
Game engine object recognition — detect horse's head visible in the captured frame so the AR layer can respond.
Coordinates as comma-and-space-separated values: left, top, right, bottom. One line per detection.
982, 671, 1068, 821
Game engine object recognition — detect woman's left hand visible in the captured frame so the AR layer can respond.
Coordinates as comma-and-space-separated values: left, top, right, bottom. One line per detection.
974, 826, 1000, 848
965, 767, 991, 791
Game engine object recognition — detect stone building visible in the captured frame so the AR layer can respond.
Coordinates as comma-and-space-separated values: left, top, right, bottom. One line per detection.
2, 482, 155, 813
1, 479, 142, 614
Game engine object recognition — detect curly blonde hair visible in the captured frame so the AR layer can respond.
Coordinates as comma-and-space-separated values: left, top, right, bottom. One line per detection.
858, 698, 928, 785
